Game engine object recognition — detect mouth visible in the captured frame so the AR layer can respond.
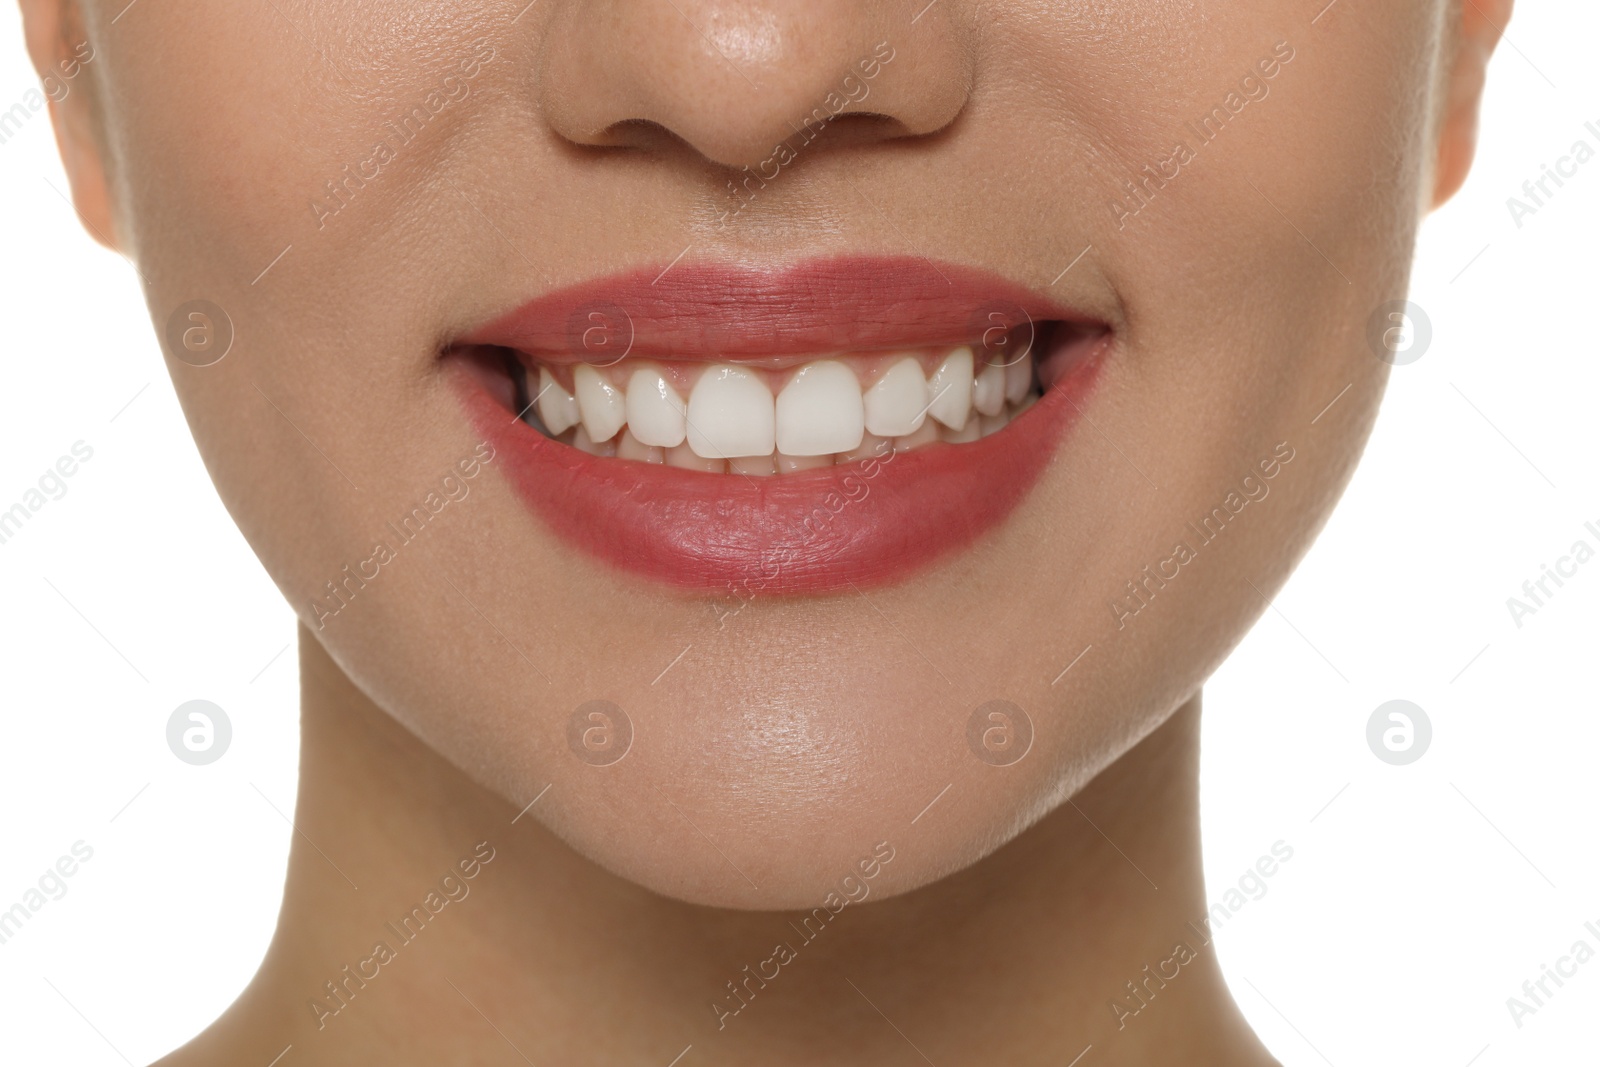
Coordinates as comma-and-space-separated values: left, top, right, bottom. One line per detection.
450, 256, 1109, 594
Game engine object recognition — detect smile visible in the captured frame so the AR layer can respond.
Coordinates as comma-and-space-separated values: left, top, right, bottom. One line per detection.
451, 256, 1109, 593
515, 340, 1041, 470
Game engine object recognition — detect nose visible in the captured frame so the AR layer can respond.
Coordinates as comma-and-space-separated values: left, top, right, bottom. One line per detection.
537, 0, 974, 169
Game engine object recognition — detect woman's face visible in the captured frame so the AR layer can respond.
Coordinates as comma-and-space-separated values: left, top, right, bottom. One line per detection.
64, 0, 1461, 907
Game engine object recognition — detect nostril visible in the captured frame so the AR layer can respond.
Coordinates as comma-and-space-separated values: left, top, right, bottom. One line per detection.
575, 111, 922, 174
577, 118, 686, 154
800, 112, 921, 150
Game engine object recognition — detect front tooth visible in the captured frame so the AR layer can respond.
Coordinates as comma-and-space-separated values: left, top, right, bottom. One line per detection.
942, 419, 981, 444
863, 357, 929, 437
927, 346, 974, 430
625, 367, 687, 448
571, 424, 616, 457
617, 429, 664, 463
777, 452, 832, 472
574, 364, 627, 442
893, 420, 941, 453
686, 365, 775, 459
980, 412, 1009, 437
840, 432, 891, 464
667, 441, 724, 472
537, 367, 580, 435
729, 454, 776, 476
1004, 349, 1033, 404
776, 360, 864, 457
973, 360, 1005, 417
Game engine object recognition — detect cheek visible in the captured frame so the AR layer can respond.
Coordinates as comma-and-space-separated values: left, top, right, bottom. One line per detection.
98, 4, 507, 628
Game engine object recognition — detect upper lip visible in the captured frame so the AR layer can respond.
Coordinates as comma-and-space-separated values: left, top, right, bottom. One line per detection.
459, 254, 1104, 361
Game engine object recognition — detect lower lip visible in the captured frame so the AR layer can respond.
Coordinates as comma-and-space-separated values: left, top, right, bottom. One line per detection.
455, 344, 1106, 594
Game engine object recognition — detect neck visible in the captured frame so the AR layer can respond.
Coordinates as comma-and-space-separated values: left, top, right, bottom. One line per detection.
165, 626, 1275, 1066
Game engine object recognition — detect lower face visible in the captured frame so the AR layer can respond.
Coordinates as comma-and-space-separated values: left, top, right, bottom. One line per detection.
94, 0, 1443, 906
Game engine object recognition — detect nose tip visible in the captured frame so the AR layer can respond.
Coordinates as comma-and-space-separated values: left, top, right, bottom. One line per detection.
538, 1, 973, 169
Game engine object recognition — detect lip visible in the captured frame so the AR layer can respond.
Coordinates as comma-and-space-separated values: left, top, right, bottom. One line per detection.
453, 256, 1109, 594
459, 255, 1103, 361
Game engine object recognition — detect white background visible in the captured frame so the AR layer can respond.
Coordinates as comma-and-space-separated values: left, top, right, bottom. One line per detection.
1, 4, 1595, 1064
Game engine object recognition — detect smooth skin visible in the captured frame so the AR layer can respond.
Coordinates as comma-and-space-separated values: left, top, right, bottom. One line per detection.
21, 0, 1507, 1062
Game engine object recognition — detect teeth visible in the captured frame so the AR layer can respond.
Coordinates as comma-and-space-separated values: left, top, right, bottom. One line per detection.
521, 344, 1041, 471
840, 432, 891, 464
777, 452, 833, 472
574, 364, 627, 443
729, 454, 776, 476
537, 368, 580, 435
687, 366, 776, 459
571, 424, 616, 457
973, 360, 1005, 417
863, 357, 930, 438
617, 429, 664, 463
625, 367, 687, 448
893, 419, 941, 453
927, 346, 974, 430
776, 360, 865, 457
942, 419, 981, 444
667, 441, 723, 472
1004, 349, 1033, 405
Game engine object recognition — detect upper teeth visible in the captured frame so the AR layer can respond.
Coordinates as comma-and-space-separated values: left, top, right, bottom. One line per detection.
926, 347, 976, 433
688, 365, 778, 458
775, 361, 864, 456
572, 364, 627, 443
863, 357, 929, 437
625, 367, 688, 448
523, 345, 1038, 469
